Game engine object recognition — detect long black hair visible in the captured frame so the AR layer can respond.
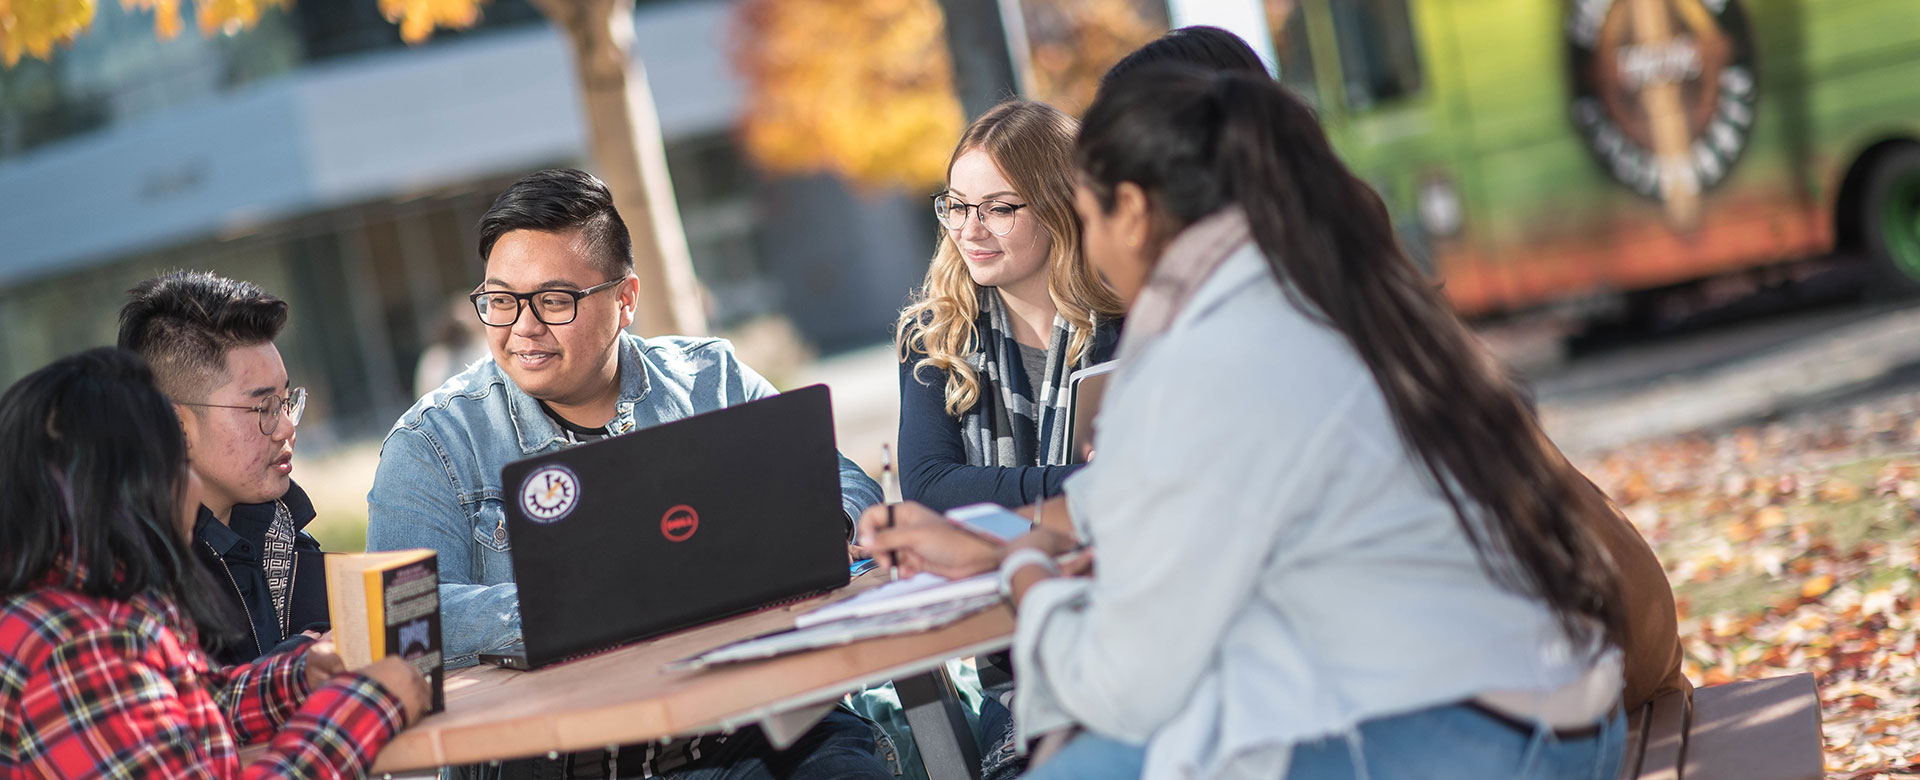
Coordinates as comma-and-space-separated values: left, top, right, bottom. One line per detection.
0, 348, 238, 647
1101, 25, 1268, 86
1076, 68, 1625, 648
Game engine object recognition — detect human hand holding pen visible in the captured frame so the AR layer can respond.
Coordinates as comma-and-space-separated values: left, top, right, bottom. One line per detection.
857, 500, 1006, 580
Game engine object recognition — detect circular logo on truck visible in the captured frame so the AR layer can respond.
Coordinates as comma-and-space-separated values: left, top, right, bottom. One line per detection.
1567, 0, 1757, 227
661, 504, 700, 542
519, 465, 580, 523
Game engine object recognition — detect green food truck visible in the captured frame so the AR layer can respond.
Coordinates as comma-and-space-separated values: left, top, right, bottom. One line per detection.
1254, 0, 1920, 316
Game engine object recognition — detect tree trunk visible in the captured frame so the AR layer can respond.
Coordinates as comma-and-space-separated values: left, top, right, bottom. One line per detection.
531, 0, 708, 336
935, 0, 1024, 120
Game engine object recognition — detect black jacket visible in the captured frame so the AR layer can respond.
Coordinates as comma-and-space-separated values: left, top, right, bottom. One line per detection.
192, 480, 330, 665
898, 318, 1123, 511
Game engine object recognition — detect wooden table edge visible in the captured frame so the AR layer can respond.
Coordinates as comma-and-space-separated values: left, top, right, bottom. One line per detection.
702, 634, 1013, 737
369, 620, 1015, 772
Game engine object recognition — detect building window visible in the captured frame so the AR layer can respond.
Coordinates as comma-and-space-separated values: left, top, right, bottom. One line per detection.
1329, 0, 1423, 111
666, 134, 778, 328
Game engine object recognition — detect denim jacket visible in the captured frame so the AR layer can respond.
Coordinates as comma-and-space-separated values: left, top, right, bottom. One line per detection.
364, 333, 882, 668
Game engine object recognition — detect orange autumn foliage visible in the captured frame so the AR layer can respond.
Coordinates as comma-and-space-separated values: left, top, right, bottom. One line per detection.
729, 0, 1167, 189
0, 0, 482, 66
376, 0, 482, 44
730, 0, 963, 191
1018, 0, 1162, 114
0, 0, 97, 64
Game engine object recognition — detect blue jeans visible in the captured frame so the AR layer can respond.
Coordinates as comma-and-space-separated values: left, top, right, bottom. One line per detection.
663, 709, 893, 780
978, 687, 1024, 780
1017, 731, 1145, 780
453, 709, 893, 780
1021, 703, 1626, 780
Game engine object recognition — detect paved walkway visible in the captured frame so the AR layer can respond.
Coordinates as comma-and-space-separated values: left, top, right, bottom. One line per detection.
789, 304, 1920, 470
1536, 303, 1920, 454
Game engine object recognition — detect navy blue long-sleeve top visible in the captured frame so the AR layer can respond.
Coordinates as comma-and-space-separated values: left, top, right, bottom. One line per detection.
897, 323, 1121, 512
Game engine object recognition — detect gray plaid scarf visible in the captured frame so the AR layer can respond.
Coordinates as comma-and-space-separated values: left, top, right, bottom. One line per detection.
960, 289, 1082, 469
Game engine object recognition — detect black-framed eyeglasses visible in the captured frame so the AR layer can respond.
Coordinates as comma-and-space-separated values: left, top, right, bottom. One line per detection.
179, 387, 307, 436
931, 193, 1029, 236
470, 277, 626, 327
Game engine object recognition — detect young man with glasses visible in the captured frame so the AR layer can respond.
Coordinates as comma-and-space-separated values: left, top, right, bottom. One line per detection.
118, 271, 325, 666
365, 168, 891, 780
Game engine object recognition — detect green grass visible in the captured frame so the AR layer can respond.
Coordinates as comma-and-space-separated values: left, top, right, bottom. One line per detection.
1658, 454, 1920, 621
308, 511, 368, 553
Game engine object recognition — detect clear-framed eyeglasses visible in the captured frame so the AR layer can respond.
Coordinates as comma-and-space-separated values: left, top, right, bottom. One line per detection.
178, 387, 308, 436
931, 193, 1029, 236
470, 277, 626, 327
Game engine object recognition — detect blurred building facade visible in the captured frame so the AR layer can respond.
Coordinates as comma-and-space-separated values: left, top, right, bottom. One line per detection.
0, 0, 933, 447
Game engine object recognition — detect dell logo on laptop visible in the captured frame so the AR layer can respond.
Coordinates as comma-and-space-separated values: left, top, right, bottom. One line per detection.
661, 505, 700, 542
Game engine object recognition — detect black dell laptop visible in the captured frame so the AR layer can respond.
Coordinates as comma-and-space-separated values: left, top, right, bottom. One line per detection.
478, 384, 851, 670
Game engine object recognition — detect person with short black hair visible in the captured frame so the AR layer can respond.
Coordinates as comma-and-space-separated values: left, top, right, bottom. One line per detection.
478, 167, 635, 279
119, 270, 327, 666
0, 347, 430, 779
366, 168, 891, 780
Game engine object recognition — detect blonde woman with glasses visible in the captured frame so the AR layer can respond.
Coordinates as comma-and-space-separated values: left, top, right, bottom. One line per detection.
895, 100, 1125, 515
866, 100, 1122, 780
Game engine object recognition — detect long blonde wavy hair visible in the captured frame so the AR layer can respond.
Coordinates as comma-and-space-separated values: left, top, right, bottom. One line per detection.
897, 100, 1125, 418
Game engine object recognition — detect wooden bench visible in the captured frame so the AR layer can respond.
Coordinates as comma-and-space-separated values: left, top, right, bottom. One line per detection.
1619, 673, 1824, 780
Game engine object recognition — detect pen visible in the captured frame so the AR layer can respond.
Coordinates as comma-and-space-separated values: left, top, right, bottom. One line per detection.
881, 444, 899, 580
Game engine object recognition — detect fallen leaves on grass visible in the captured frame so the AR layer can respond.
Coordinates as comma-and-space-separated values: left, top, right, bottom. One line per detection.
1578, 391, 1920, 777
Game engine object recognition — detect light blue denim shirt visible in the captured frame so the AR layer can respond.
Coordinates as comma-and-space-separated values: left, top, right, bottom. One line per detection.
365, 332, 882, 667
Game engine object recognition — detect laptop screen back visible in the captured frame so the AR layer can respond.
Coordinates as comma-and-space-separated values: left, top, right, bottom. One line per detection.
503, 385, 849, 666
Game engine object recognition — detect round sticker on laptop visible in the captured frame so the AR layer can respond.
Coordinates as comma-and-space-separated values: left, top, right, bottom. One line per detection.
520, 465, 580, 524
661, 504, 699, 542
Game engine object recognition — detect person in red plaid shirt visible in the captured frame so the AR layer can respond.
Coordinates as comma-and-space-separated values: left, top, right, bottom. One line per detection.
0, 348, 431, 780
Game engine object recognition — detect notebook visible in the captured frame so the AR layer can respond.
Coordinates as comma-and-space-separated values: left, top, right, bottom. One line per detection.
667, 573, 1001, 670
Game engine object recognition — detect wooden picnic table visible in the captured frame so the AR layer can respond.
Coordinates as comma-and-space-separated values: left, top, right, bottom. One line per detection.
368, 571, 1012, 775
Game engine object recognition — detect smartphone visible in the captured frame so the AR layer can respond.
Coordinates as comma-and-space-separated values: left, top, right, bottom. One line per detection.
945, 503, 1035, 542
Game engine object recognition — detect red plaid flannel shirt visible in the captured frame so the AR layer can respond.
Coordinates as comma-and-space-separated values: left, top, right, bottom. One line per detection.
1, 581, 406, 779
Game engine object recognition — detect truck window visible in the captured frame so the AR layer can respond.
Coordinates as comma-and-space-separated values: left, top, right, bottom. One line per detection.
1266, 0, 1320, 105
1330, 0, 1423, 110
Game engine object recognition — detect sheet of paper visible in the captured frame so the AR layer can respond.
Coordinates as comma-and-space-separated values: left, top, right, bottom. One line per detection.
672, 594, 1003, 670
795, 572, 998, 628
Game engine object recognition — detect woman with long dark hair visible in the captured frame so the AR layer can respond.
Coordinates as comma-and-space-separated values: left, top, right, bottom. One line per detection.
0, 348, 428, 779
862, 68, 1637, 779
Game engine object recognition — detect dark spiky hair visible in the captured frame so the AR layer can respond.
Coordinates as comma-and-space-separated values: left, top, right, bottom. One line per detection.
116, 270, 288, 403
478, 168, 633, 277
